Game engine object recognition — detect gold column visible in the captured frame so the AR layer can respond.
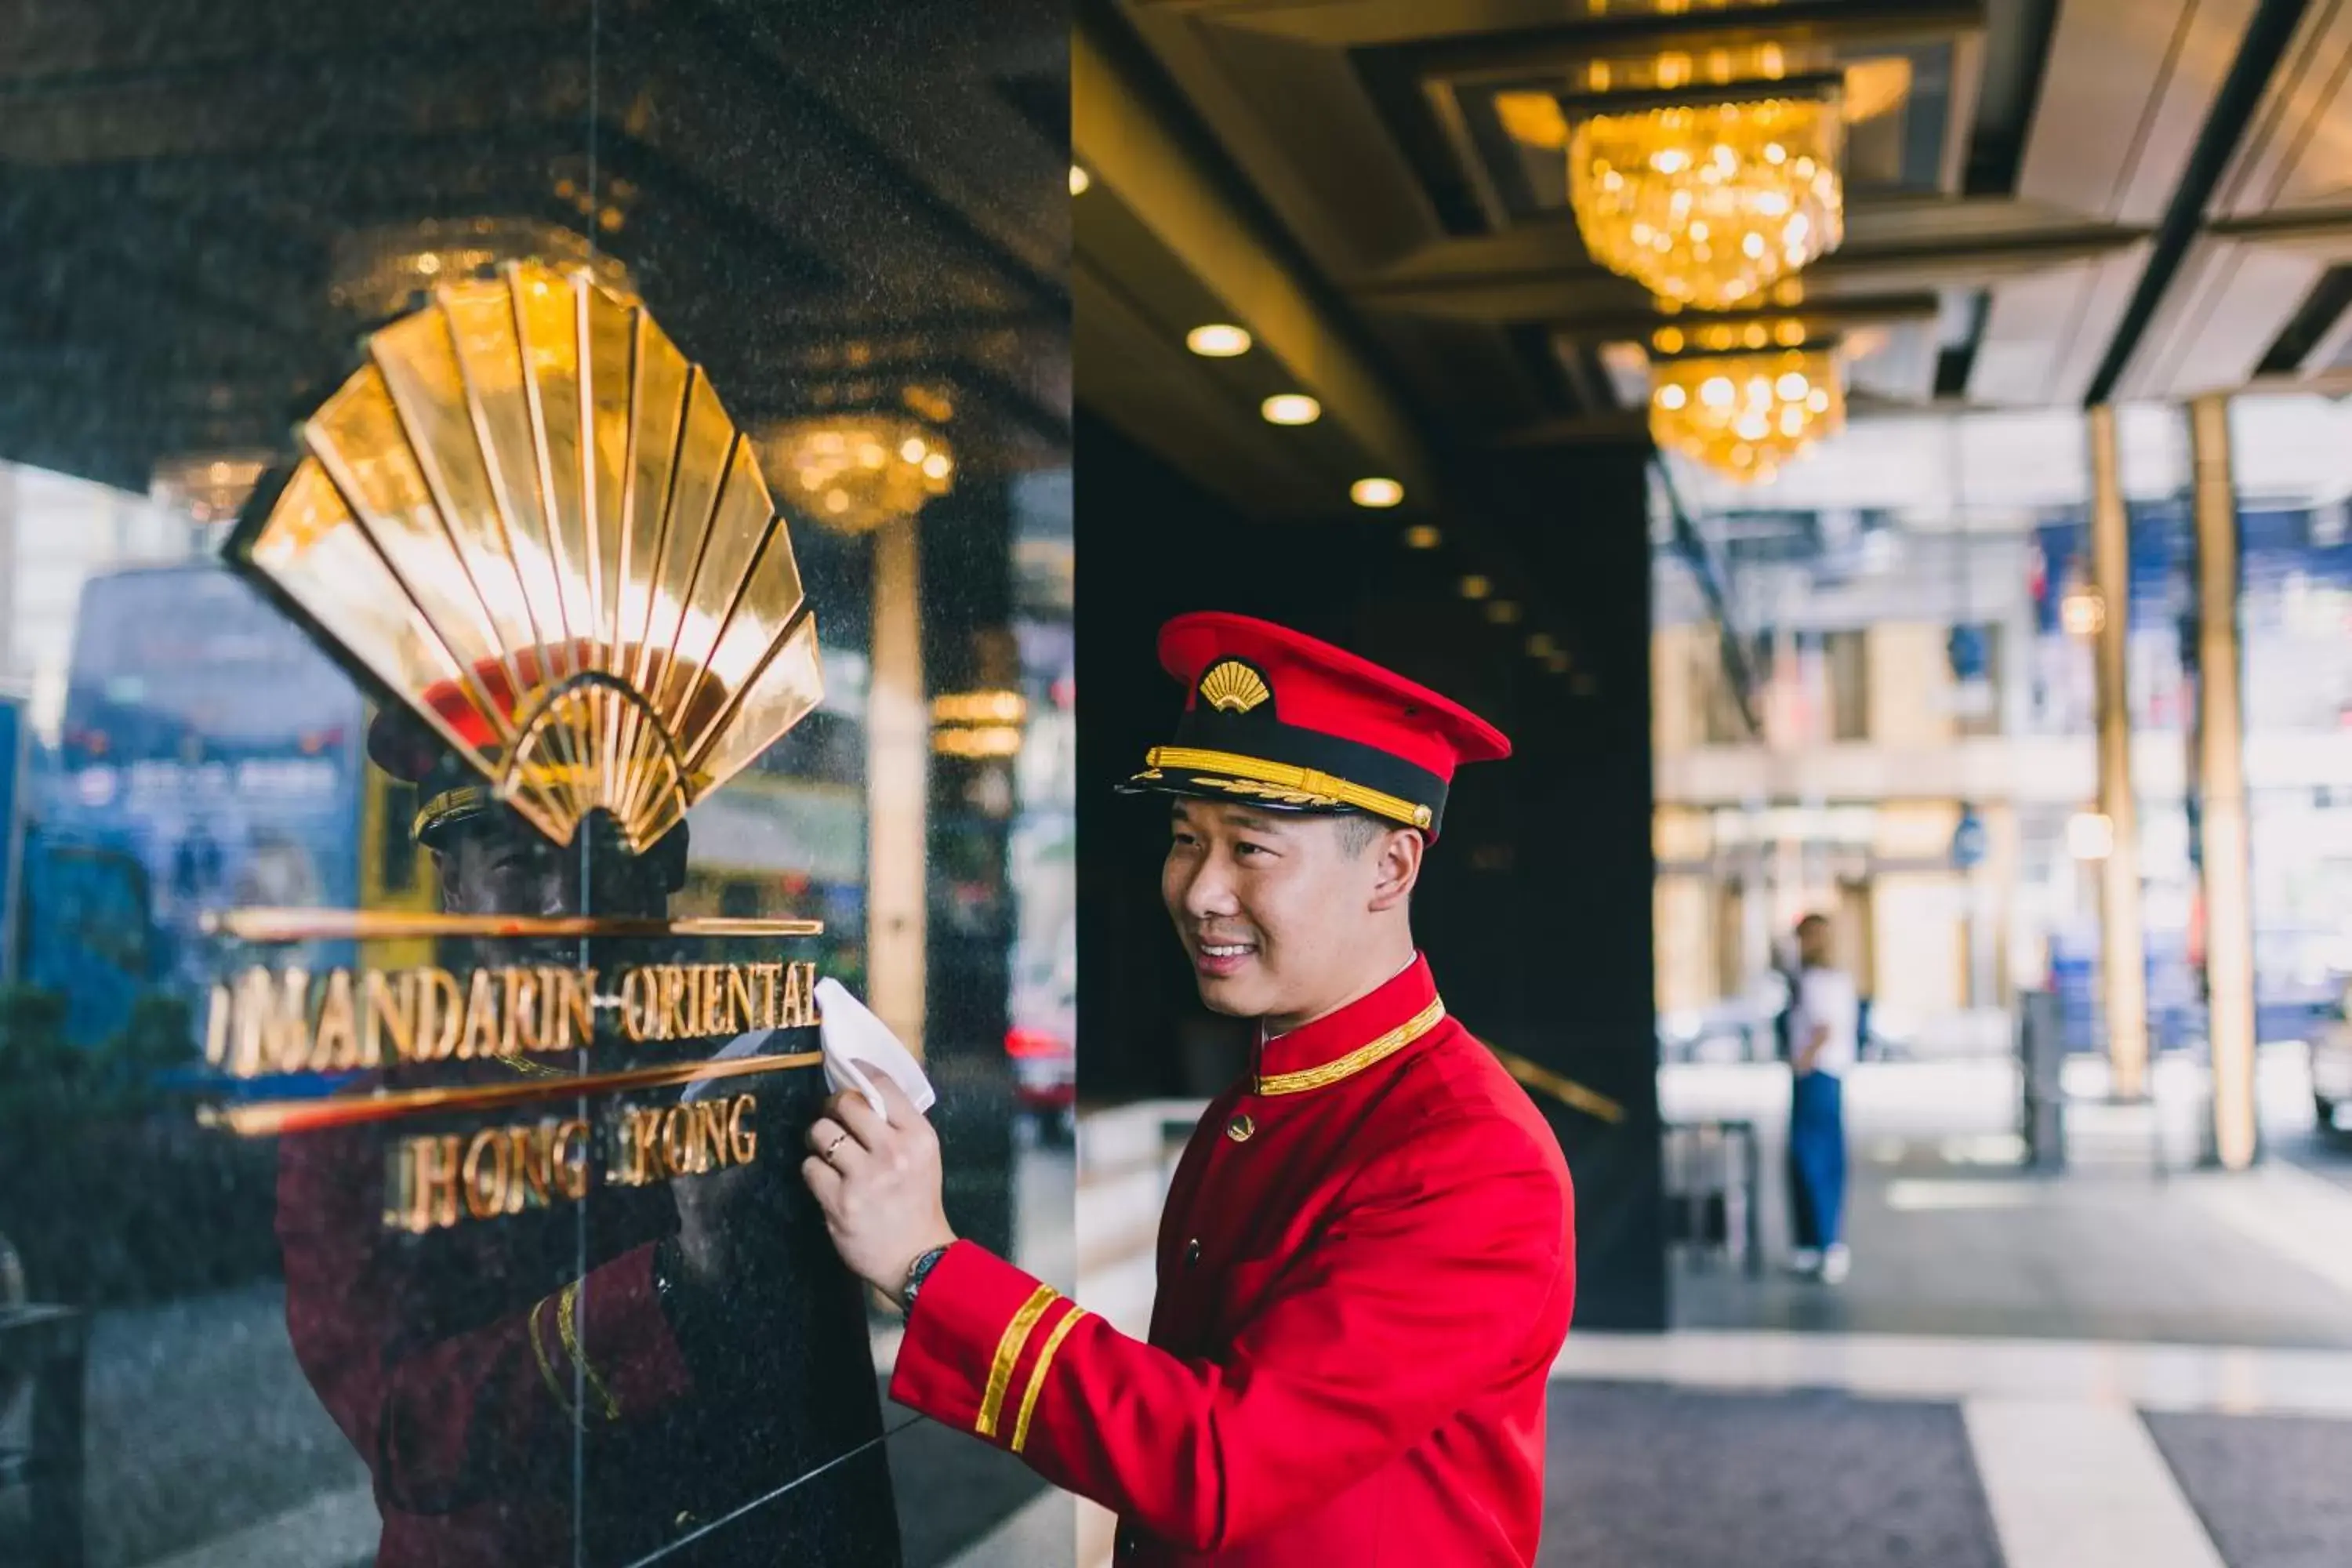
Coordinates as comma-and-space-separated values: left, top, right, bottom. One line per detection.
2188, 396, 2257, 1169
866, 513, 928, 1057
2086, 406, 2148, 1099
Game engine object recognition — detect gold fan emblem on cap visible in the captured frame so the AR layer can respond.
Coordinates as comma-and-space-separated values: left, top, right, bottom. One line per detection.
1200, 660, 1270, 714
231, 260, 822, 853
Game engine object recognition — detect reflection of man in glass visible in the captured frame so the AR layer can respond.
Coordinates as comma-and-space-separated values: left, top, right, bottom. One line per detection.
274, 711, 900, 1566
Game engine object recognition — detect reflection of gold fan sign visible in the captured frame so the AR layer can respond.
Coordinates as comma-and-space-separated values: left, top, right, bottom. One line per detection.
232, 261, 824, 852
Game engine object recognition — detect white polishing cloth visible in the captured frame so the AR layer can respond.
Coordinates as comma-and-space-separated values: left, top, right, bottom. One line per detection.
813, 978, 937, 1122
679, 980, 935, 1123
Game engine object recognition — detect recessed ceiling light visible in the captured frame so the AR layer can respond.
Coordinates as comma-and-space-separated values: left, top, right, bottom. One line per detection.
1403, 524, 1442, 550
1486, 600, 1522, 625
1527, 633, 1555, 659
1350, 477, 1404, 508
1458, 574, 1491, 600
1186, 324, 1252, 358
1261, 394, 1321, 426
1069, 165, 1091, 195
1546, 651, 1570, 674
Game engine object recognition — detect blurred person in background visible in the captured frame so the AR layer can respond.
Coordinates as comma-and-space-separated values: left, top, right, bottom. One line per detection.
1787, 913, 1858, 1283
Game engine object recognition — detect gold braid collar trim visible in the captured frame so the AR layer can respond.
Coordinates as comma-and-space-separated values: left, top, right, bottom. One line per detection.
976, 1284, 1060, 1440
528, 1294, 583, 1428
1142, 746, 1433, 830
1256, 996, 1446, 1097
1011, 1305, 1087, 1455
557, 1279, 621, 1421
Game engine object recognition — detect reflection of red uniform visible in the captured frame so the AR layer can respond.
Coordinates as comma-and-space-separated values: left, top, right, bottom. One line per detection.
276, 1059, 901, 1566
278, 1118, 688, 1565
892, 956, 1575, 1565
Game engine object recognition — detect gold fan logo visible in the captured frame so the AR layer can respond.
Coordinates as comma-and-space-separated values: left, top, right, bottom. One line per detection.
232, 260, 821, 855
201, 262, 846, 1229
1199, 660, 1270, 713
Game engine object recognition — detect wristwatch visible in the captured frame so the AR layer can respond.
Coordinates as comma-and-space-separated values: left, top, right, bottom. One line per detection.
901, 1244, 950, 1319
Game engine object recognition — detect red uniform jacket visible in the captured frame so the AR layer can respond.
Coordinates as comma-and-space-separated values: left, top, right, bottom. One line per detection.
891, 956, 1576, 1565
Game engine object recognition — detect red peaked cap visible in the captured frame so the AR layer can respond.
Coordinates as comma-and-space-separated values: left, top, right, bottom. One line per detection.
1125, 612, 1509, 837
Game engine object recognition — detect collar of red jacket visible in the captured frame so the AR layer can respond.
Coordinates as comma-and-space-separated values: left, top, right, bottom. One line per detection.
1253, 953, 1446, 1097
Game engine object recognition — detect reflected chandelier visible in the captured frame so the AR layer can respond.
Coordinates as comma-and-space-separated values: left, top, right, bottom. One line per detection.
1650, 346, 1843, 484
1570, 96, 1844, 309
760, 415, 954, 535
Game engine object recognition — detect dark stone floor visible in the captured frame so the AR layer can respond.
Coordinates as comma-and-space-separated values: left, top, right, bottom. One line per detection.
2144, 1410, 2352, 1568
1538, 1381, 2003, 1568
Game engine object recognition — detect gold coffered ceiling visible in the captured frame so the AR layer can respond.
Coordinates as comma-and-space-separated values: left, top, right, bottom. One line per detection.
1077, 0, 2352, 520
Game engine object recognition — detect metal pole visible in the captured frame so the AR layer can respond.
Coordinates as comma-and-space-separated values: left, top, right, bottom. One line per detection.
2086, 406, 2150, 1100
2187, 396, 2258, 1169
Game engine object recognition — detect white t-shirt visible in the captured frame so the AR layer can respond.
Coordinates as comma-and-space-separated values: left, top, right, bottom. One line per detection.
1791, 966, 1859, 1077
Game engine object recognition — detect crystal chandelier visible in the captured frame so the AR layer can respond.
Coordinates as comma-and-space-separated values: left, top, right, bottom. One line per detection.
1570, 96, 1844, 309
759, 416, 954, 535
328, 219, 634, 318
1650, 345, 1843, 483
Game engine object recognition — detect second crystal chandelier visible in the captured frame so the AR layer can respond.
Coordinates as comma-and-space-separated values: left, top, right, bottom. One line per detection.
1569, 96, 1845, 310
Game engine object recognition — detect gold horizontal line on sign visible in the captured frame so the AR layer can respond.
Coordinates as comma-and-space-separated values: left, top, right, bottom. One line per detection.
1487, 1045, 1626, 1124
201, 909, 826, 942
200, 1048, 826, 1138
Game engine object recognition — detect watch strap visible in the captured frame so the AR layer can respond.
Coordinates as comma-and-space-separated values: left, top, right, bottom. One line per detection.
901, 1243, 951, 1319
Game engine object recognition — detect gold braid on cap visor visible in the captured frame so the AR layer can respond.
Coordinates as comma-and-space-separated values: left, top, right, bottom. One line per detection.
1142, 746, 1434, 829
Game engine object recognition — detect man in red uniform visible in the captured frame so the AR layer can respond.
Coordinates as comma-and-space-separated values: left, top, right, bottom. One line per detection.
804, 612, 1577, 1565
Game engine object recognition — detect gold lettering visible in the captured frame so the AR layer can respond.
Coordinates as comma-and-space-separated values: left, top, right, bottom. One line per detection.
553, 1119, 590, 1199
728, 1094, 758, 1163
459, 967, 502, 1061
661, 1105, 697, 1174
698, 964, 722, 1036
461, 1128, 509, 1220
362, 970, 413, 1066
613, 1105, 664, 1186
509, 1121, 553, 1210
775, 961, 808, 1029
504, 968, 546, 1055
691, 1098, 730, 1171
393, 1134, 461, 1232
727, 968, 755, 1040
552, 967, 597, 1051
619, 967, 654, 1043
756, 963, 782, 1029
311, 968, 358, 1070
233, 966, 313, 1075
415, 968, 463, 1061
655, 966, 686, 1041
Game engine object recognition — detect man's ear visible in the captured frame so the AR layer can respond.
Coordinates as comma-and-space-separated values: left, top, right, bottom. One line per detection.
1366, 826, 1423, 913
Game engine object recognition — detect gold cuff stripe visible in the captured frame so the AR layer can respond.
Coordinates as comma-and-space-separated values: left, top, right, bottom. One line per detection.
1257, 997, 1447, 1097
975, 1284, 1061, 1440
1010, 1305, 1088, 1455
528, 1295, 582, 1427
557, 1280, 621, 1421
1143, 747, 1434, 830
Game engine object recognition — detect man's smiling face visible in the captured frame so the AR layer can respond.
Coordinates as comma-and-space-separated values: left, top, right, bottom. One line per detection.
1160, 797, 1395, 1026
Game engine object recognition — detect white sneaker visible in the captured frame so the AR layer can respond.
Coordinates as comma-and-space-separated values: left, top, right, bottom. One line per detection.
1819, 1243, 1851, 1284
1786, 1247, 1822, 1276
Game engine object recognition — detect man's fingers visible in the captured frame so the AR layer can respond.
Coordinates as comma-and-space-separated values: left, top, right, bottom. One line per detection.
857, 1062, 919, 1120
800, 1155, 844, 1207
805, 1115, 866, 1169
829, 1083, 891, 1148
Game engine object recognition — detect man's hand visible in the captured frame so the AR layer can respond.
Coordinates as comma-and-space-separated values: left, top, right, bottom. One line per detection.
801, 1065, 956, 1305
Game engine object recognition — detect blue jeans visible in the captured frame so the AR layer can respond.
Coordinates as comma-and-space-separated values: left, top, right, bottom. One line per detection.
1787, 1072, 1847, 1250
